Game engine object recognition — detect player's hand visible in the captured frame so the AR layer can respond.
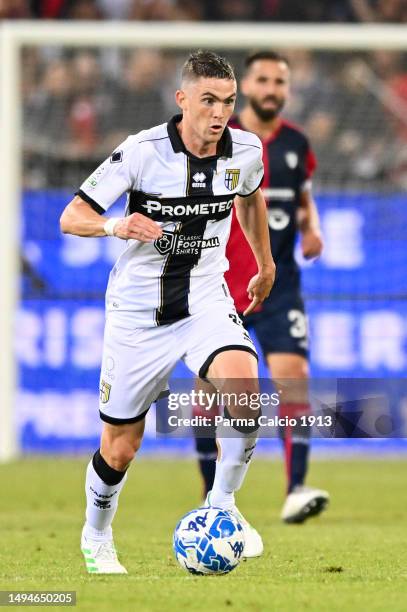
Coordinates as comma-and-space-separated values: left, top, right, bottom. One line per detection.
301, 229, 323, 259
113, 213, 163, 242
243, 265, 275, 317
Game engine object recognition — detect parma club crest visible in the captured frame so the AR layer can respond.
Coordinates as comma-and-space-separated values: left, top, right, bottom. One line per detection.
224, 169, 240, 191
99, 380, 111, 404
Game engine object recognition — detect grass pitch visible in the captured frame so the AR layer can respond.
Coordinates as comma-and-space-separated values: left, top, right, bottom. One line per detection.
0, 456, 406, 611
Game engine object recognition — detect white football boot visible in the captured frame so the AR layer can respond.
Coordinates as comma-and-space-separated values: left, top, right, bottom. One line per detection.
281, 486, 329, 524
205, 493, 264, 558
81, 528, 128, 574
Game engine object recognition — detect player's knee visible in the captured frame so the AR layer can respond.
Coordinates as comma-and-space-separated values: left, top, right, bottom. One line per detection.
107, 445, 136, 471
207, 350, 258, 380
272, 359, 309, 380
103, 436, 142, 471
288, 361, 308, 379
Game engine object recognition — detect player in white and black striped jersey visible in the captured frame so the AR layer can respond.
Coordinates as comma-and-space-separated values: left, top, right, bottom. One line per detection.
60, 50, 276, 574
75, 114, 264, 328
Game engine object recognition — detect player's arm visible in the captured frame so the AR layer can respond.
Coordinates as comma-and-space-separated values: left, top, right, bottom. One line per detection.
297, 189, 323, 259
60, 195, 163, 241
234, 188, 276, 316
60, 135, 163, 241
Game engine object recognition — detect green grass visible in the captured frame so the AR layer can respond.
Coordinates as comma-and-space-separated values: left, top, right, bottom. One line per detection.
0, 457, 406, 611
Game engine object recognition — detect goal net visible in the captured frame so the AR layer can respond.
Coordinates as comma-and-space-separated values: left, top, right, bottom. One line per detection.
1, 22, 406, 459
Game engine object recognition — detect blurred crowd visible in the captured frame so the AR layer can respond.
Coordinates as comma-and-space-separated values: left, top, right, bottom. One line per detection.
2, 0, 407, 22
22, 47, 407, 190
3, 0, 407, 190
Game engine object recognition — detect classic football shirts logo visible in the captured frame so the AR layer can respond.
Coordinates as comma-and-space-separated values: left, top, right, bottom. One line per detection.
154, 231, 220, 256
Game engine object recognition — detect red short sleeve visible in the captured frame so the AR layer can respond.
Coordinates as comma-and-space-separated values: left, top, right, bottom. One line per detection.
305, 147, 317, 179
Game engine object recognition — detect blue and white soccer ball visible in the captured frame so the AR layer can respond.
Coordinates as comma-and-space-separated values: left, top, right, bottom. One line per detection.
173, 507, 245, 575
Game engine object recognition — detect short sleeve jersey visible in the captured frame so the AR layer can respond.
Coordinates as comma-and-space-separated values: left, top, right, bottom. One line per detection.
77, 114, 263, 327
225, 117, 317, 313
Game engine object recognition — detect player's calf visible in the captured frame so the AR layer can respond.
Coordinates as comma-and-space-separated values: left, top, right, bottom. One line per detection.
81, 421, 145, 574
81, 449, 129, 574
278, 401, 311, 493
100, 422, 144, 471
192, 379, 219, 497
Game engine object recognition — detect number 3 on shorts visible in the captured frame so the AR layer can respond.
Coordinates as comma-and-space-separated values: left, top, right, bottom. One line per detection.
288, 309, 307, 339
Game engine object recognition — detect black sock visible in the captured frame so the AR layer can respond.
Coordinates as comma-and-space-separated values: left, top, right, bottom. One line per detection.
92, 449, 127, 486
194, 435, 217, 496
286, 441, 310, 493
279, 403, 311, 494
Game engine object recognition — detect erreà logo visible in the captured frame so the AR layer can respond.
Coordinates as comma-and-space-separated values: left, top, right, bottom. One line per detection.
94, 499, 111, 509
192, 172, 206, 188
154, 231, 175, 255
225, 169, 240, 191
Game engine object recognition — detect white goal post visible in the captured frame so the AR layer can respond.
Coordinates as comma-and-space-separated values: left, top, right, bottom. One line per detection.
0, 21, 406, 461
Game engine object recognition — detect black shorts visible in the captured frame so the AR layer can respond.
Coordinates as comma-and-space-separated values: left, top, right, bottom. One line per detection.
241, 290, 309, 359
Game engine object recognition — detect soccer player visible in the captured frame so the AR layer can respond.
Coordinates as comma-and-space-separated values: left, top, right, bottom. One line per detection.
194, 51, 330, 523
60, 51, 275, 574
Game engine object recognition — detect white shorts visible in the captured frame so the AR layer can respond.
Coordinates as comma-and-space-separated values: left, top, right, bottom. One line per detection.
98, 299, 258, 424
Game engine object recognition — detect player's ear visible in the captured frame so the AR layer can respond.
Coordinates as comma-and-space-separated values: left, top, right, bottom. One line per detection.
175, 89, 187, 111
240, 77, 249, 97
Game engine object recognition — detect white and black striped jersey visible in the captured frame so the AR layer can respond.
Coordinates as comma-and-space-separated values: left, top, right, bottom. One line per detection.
77, 114, 264, 327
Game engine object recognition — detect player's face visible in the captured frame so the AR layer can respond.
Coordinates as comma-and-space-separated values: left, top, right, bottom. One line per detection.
241, 60, 290, 121
176, 77, 237, 145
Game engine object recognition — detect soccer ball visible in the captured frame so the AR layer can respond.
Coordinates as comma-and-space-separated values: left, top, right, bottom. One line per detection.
173, 507, 244, 575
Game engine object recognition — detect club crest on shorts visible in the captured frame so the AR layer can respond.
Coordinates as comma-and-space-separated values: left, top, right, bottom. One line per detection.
225, 169, 240, 191
100, 379, 111, 404
154, 231, 175, 255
